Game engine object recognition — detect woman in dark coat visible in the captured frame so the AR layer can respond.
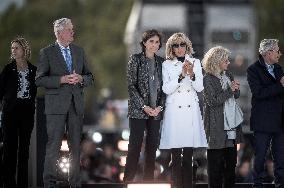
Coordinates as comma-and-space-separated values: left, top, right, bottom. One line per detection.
124, 29, 165, 182
0, 37, 37, 188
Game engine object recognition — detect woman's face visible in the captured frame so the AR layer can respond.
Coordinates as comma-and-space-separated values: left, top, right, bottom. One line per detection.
143, 35, 160, 54
219, 57, 230, 71
11, 42, 24, 60
172, 40, 187, 57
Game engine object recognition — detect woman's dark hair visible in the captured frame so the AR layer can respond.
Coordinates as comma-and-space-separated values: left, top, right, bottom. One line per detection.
139, 29, 162, 52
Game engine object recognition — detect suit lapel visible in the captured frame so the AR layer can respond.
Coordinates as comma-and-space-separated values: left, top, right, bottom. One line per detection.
258, 58, 276, 81
53, 43, 70, 73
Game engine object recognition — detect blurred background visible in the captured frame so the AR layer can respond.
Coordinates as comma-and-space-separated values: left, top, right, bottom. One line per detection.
0, 0, 283, 187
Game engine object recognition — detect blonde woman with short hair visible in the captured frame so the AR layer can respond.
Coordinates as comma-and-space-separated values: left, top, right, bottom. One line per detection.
203, 46, 243, 188
159, 33, 207, 188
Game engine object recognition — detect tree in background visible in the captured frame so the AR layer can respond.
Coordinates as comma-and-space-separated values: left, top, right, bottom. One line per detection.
0, 0, 133, 124
255, 0, 284, 58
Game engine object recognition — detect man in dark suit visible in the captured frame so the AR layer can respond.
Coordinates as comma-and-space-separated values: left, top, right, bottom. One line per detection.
36, 18, 93, 188
247, 39, 284, 188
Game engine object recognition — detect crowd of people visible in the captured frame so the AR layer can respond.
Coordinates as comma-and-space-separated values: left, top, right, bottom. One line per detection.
0, 17, 283, 188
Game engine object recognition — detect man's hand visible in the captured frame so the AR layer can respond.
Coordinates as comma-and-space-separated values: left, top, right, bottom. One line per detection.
61, 71, 83, 85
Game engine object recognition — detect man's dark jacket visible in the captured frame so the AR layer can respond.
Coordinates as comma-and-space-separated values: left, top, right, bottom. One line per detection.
247, 54, 284, 132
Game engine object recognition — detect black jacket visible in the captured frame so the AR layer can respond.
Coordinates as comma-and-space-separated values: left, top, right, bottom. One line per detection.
247, 54, 284, 132
0, 61, 37, 113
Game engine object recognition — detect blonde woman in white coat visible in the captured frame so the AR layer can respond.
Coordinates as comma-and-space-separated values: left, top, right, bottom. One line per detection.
159, 33, 207, 188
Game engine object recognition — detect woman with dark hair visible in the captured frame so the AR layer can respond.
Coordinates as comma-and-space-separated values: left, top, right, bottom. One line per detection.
0, 37, 37, 188
124, 29, 165, 182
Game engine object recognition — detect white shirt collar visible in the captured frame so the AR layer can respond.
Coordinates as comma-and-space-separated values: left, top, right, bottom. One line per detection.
57, 40, 70, 50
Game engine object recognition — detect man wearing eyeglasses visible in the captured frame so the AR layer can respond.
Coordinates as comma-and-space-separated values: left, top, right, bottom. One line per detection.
247, 39, 284, 188
36, 18, 94, 188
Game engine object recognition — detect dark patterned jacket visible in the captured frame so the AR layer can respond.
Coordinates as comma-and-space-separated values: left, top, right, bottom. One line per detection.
127, 52, 166, 120
203, 71, 243, 149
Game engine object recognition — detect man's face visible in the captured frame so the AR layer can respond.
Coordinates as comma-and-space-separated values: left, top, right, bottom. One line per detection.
58, 22, 74, 45
267, 45, 281, 64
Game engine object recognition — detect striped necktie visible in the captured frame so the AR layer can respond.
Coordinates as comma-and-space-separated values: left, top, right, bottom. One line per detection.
267, 65, 275, 78
63, 48, 72, 73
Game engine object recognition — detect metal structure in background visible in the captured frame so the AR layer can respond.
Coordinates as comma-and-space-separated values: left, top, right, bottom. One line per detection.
124, 0, 256, 132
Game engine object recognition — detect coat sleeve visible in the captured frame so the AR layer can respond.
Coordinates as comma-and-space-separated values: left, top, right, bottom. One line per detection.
126, 55, 144, 109
191, 59, 204, 92
162, 62, 181, 95
247, 65, 284, 99
203, 75, 234, 107
35, 48, 61, 89
0, 66, 7, 101
80, 48, 94, 87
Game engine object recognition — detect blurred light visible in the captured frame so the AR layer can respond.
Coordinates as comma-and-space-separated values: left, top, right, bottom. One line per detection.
92, 132, 103, 143
60, 140, 69, 151
122, 129, 130, 140
119, 172, 124, 181
156, 149, 161, 157
58, 156, 70, 174
59, 162, 64, 168
126, 183, 171, 188
62, 168, 68, 173
237, 143, 241, 151
119, 155, 127, 166
62, 158, 67, 163
160, 165, 164, 173
118, 140, 129, 151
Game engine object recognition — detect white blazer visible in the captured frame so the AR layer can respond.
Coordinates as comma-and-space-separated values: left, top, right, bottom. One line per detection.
159, 54, 208, 149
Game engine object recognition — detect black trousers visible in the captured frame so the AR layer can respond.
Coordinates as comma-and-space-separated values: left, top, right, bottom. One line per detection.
252, 131, 284, 188
171, 148, 193, 188
2, 99, 34, 188
207, 147, 237, 188
123, 118, 161, 182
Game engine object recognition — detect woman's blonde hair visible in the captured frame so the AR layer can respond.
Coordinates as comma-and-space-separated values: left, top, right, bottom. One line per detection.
10, 37, 31, 61
202, 46, 230, 76
165, 33, 194, 60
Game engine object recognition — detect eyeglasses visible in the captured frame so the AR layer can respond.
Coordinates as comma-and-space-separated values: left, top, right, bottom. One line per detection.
172, 42, 186, 49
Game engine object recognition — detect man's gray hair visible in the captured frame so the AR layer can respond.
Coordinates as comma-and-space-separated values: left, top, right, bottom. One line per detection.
53, 18, 71, 37
259, 39, 279, 55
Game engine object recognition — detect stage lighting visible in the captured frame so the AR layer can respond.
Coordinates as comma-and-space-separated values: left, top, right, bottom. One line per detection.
156, 149, 161, 157
119, 155, 127, 166
58, 156, 70, 174
60, 140, 69, 152
92, 132, 103, 143
118, 140, 129, 151
121, 129, 130, 140
126, 182, 172, 188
